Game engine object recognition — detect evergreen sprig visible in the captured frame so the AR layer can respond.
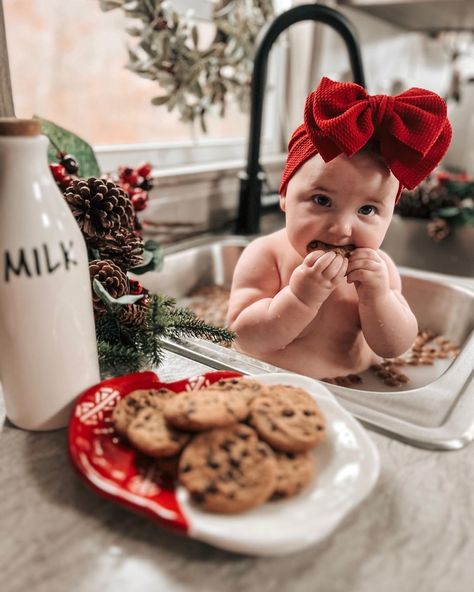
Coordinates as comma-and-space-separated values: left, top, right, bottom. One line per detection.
96, 293, 234, 376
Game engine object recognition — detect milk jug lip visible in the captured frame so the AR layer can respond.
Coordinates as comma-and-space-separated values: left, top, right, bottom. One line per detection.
0, 118, 41, 136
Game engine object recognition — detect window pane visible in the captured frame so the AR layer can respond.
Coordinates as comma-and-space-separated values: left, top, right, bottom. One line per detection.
4, 0, 248, 146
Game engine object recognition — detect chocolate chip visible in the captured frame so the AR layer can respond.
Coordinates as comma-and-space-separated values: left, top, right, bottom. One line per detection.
238, 432, 250, 440
219, 439, 233, 451
180, 464, 192, 473
282, 408, 294, 417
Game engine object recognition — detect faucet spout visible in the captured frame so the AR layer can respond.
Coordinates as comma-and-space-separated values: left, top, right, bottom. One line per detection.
235, 4, 366, 235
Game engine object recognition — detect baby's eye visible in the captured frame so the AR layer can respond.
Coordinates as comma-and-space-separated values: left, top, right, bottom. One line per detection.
313, 194, 331, 207
358, 204, 377, 216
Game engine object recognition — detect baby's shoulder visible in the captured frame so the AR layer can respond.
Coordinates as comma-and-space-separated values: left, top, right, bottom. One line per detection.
242, 229, 286, 259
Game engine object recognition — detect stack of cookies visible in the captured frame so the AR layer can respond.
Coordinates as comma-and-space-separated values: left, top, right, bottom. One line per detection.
112, 377, 326, 514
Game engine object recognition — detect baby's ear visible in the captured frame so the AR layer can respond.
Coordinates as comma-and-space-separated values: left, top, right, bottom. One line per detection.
279, 193, 286, 212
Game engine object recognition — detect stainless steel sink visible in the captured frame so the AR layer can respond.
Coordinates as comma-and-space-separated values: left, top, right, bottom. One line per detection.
138, 235, 474, 450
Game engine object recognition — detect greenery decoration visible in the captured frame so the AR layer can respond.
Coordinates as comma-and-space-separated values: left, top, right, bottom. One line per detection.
99, 0, 274, 131
34, 116, 101, 178
396, 171, 474, 242
96, 294, 233, 375
38, 117, 234, 376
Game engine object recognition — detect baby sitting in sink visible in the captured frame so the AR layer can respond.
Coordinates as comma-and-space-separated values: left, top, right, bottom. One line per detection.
227, 77, 452, 379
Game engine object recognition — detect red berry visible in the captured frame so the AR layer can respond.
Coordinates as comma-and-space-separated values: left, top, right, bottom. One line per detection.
129, 279, 144, 295
49, 163, 67, 182
435, 170, 450, 184
132, 191, 148, 211
124, 170, 139, 185
136, 162, 152, 178
118, 166, 132, 179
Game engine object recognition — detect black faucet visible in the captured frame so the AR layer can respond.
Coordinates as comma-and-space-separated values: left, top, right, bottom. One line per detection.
235, 3, 366, 235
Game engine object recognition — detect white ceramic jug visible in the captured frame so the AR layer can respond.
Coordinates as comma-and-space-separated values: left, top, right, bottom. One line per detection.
0, 118, 100, 430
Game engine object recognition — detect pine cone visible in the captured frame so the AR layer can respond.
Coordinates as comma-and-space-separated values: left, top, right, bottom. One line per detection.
89, 259, 129, 318
98, 230, 145, 271
118, 303, 149, 328
427, 218, 451, 242
64, 177, 135, 245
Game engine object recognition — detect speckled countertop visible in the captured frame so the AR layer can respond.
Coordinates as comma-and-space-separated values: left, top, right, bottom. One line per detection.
1, 350, 473, 592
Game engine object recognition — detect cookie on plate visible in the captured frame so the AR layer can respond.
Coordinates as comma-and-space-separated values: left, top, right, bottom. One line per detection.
249, 385, 326, 452
112, 388, 176, 437
178, 423, 277, 513
127, 407, 191, 458
272, 451, 315, 500
307, 240, 354, 258
212, 376, 270, 403
163, 389, 249, 431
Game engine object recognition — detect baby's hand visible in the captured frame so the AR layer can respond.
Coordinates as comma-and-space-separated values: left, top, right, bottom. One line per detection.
289, 250, 348, 307
346, 248, 390, 301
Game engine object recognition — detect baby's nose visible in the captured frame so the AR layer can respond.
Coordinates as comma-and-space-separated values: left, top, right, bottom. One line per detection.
327, 215, 352, 239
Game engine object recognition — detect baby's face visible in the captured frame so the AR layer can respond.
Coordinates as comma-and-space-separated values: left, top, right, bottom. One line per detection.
280, 152, 399, 258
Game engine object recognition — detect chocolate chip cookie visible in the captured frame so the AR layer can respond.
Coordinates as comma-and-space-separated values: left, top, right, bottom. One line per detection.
307, 240, 354, 258
163, 389, 249, 431
212, 376, 270, 403
272, 451, 315, 500
127, 407, 191, 458
112, 388, 176, 437
178, 424, 277, 513
249, 385, 326, 452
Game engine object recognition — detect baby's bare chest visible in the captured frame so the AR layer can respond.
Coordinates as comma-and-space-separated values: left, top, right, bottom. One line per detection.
278, 258, 361, 336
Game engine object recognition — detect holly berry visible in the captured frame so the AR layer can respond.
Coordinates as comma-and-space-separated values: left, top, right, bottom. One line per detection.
131, 191, 148, 211
129, 279, 144, 295
139, 295, 151, 308
119, 166, 139, 185
49, 163, 68, 182
136, 162, 152, 178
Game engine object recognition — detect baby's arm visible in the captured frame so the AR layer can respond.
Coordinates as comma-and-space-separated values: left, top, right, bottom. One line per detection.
227, 236, 347, 355
347, 248, 418, 358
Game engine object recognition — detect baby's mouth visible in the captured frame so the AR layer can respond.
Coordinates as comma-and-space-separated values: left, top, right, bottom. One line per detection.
306, 240, 355, 258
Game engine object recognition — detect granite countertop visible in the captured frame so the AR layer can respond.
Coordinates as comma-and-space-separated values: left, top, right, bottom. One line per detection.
1, 350, 473, 592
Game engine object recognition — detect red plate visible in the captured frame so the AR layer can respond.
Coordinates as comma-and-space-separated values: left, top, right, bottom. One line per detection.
68, 370, 242, 533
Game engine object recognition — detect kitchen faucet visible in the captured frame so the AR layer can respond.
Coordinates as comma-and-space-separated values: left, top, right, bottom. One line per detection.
235, 3, 366, 235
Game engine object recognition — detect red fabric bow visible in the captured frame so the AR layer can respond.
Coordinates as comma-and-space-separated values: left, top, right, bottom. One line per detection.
279, 77, 452, 196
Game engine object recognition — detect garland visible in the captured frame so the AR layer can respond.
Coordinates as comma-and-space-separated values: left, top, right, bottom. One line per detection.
99, 0, 274, 131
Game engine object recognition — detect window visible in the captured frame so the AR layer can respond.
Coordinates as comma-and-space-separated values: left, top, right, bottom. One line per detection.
4, 0, 287, 171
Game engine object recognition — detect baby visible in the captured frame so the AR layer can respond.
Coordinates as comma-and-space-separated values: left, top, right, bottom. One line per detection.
227, 77, 452, 379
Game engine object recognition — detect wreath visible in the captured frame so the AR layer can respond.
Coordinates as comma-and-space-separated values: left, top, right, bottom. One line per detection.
99, 0, 274, 131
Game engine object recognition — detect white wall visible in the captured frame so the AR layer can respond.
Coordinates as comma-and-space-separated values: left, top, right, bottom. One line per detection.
318, 3, 452, 95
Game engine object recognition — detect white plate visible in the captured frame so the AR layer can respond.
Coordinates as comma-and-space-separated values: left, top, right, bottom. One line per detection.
177, 372, 380, 556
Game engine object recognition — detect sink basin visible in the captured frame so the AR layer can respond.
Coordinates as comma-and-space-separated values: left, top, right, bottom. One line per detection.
138, 235, 474, 450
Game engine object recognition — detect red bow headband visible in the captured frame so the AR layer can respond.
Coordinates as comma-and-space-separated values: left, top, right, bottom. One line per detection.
279, 77, 452, 197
